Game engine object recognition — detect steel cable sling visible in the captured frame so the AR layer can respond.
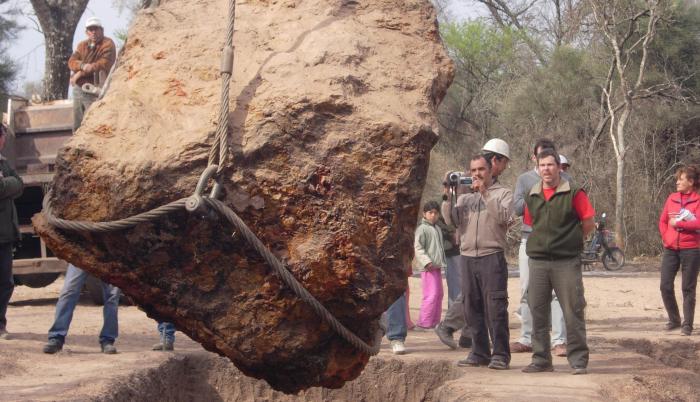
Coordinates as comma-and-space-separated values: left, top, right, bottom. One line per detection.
42, 0, 380, 356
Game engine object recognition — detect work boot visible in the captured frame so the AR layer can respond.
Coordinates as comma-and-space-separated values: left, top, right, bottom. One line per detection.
152, 341, 175, 351
681, 326, 692, 336
457, 355, 490, 367
571, 366, 588, 375
665, 321, 681, 331
435, 324, 457, 349
101, 342, 118, 354
43, 338, 63, 354
488, 359, 509, 370
522, 363, 554, 373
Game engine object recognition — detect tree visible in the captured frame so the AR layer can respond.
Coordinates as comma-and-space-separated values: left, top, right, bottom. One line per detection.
589, 0, 675, 247
0, 0, 20, 101
29, 0, 89, 101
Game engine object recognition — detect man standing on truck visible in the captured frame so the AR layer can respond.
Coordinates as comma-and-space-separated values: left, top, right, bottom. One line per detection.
0, 124, 24, 340
68, 17, 116, 132
41, 16, 121, 354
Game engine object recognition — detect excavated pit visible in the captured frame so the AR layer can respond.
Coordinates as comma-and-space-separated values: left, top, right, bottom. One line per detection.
598, 338, 700, 402
96, 354, 461, 402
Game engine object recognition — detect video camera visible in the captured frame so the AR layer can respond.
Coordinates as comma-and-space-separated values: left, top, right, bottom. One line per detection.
445, 171, 473, 188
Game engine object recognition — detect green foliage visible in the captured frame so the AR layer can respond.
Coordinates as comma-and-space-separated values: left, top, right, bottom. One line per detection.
440, 20, 519, 80
501, 47, 598, 137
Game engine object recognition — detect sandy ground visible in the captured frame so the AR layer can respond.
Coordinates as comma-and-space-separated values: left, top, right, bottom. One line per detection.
1, 259, 699, 401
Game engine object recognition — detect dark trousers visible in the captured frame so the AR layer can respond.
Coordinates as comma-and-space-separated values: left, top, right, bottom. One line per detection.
660, 248, 700, 329
0, 242, 14, 330
461, 252, 510, 363
528, 257, 588, 368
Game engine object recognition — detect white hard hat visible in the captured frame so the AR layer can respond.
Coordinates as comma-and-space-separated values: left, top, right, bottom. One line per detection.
482, 138, 510, 160
85, 17, 103, 29
559, 154, 570, 165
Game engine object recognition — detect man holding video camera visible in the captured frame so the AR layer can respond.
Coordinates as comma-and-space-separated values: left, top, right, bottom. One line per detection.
435, 139, 511, 350
441, 153, 513, 369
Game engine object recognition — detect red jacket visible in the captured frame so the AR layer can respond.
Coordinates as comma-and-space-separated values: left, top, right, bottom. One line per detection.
659, 191, 700, 250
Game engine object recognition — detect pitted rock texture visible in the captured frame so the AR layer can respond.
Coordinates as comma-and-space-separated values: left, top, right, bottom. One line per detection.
34, 0, 453, 393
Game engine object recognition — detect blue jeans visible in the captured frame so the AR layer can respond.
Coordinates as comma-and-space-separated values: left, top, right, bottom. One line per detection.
48, 264, 120, 345
386, 293, 407, 341
445, 254, 462, 308
157, 321, 176, 343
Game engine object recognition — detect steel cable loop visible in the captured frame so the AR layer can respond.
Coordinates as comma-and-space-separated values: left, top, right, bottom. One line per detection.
207, 0, 236, 175
204, 198, 381, 356
42, 192, 189, 233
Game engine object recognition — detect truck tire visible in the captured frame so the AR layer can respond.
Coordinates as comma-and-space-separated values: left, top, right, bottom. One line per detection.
13, 273, 60, 288
85, 275, 132, 306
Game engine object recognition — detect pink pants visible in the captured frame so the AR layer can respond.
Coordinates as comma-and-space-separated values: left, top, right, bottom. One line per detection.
416, 269, 444, 328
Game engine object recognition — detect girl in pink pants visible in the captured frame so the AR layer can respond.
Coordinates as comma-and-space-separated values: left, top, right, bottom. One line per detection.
414, 201, 447, 329
416, 269, 444, 328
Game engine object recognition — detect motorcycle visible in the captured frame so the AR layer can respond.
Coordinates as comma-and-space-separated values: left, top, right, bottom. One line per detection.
581, 213, 625, 271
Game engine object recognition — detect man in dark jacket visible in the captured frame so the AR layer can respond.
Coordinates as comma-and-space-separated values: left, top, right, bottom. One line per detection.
0, 124, 24, 340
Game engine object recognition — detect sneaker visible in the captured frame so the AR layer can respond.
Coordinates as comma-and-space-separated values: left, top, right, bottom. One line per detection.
571, 366, 588, 375
101, 342, 118, 354
458, 336, 472, 349
43, 338, 63, 354
152, 341, 175, 351
681, 326, 692, 336
510, 341, 532, 353
0, 328, 9, 340
488, 359, 509, 370
390, 340, 406, 355
552, 343, 567, 357
435, 324, 458, 349
665, 321, 681, 331
457, 355, 490, 367
522, 363, 554, 373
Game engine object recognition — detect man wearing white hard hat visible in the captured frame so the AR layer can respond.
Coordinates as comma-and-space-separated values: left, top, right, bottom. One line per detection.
560, 155, 570, 172
482, 138, 511, 178
68, 16, 116, 132
435, 138, 512, 351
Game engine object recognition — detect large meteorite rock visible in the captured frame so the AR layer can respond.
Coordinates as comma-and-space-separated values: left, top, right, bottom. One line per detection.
34, 0, 452, 393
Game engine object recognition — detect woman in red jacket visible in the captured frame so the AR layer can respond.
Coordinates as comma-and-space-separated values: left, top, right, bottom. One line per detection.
658, 165, 700, 336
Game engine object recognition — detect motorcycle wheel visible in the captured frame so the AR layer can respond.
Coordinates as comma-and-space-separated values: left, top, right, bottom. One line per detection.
602, 247, 625, 271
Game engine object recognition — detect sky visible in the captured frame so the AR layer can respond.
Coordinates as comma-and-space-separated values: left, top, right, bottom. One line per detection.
8, 1, 131, 94
7, 0, 484, 95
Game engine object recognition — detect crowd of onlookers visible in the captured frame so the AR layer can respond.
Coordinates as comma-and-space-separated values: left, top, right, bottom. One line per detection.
386, 137, 700, 375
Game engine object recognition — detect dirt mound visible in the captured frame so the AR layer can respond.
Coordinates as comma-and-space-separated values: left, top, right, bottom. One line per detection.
34, 0, 453, 393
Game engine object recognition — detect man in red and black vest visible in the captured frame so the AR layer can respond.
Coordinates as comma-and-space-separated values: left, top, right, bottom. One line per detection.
521, 148, 595, 375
